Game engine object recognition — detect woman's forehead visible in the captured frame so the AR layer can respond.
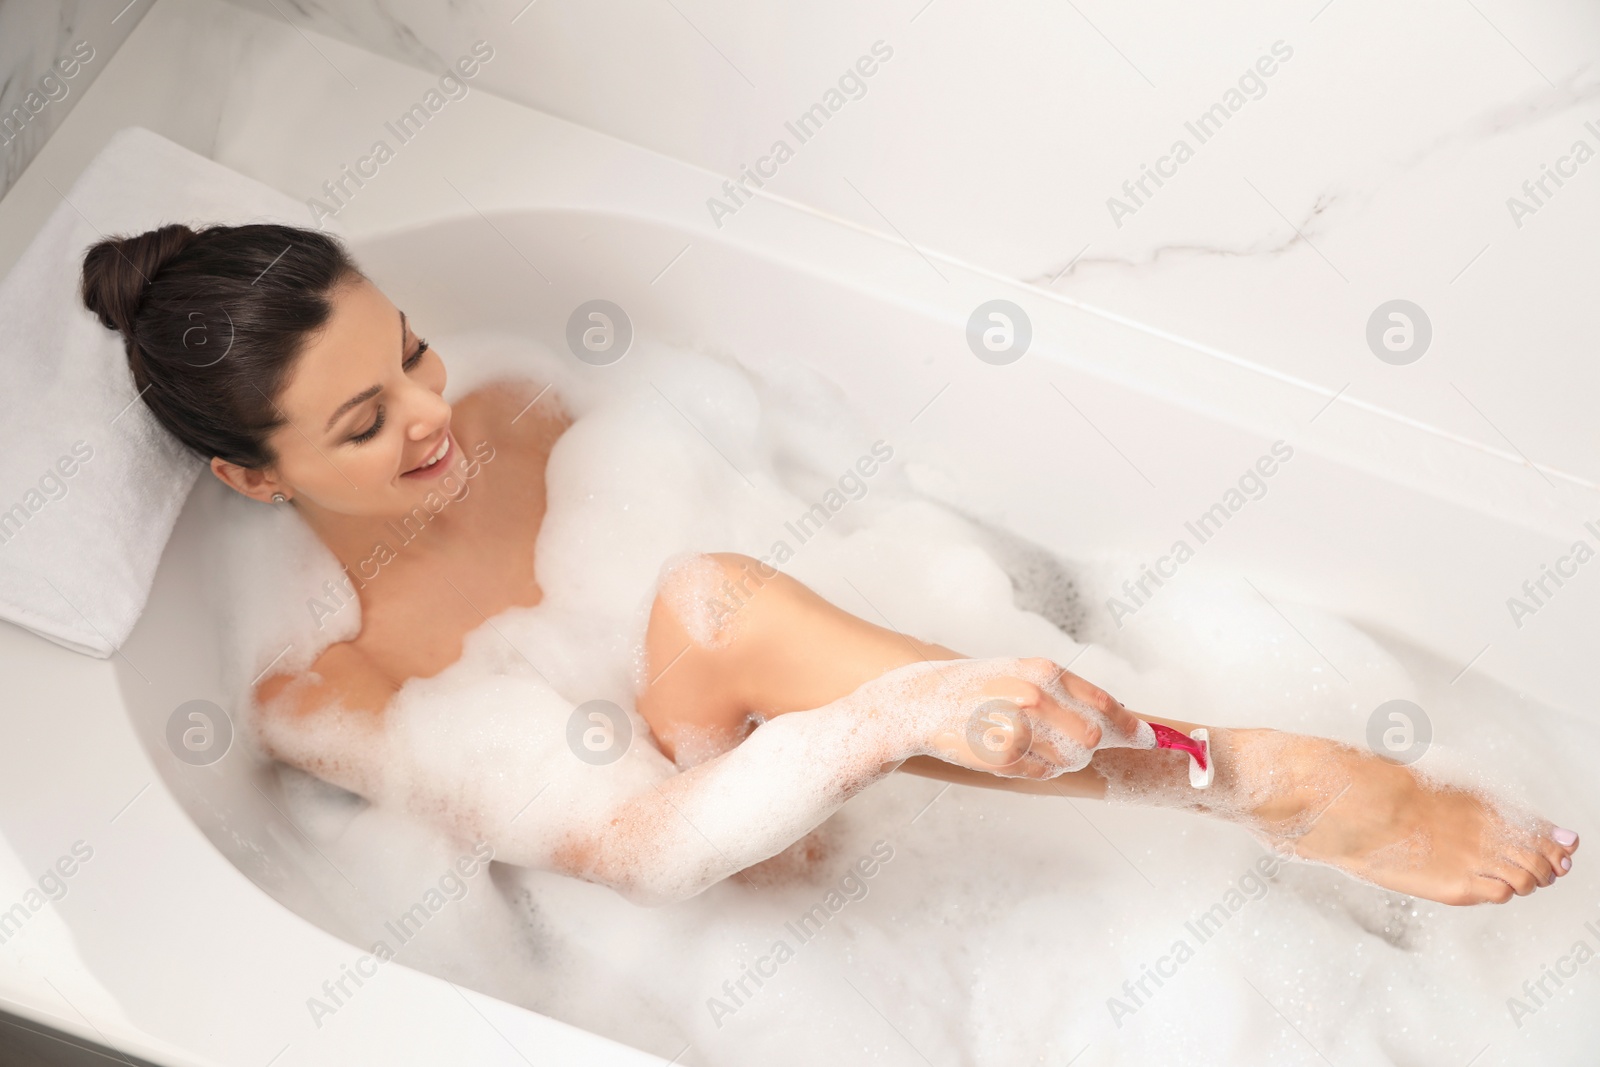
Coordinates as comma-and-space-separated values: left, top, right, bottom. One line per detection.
277, 279, 400, 423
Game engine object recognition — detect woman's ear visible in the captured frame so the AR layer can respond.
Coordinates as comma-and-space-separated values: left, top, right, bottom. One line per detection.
209, 456, 287, 504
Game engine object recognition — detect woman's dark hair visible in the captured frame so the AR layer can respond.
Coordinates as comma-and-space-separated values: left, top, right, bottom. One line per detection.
80, 222, 363, 468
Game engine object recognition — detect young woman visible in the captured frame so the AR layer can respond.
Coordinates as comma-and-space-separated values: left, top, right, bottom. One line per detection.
80, 221, 1579, 908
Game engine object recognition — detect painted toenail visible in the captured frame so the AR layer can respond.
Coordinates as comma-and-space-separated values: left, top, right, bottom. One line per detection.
1553, 827, 1578, 846
1561, 856, 1572, 872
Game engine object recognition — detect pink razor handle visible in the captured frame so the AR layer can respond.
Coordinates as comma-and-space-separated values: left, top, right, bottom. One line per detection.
1148, 722, 1213, 788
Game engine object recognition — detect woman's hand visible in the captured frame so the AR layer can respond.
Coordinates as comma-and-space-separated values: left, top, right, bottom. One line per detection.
850, 656, 1152, 779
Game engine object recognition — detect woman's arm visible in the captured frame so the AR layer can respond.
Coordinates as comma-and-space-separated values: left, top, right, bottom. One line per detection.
257, 655, 915, 905
546, 690, 922, 904
255, 616, 1120, 907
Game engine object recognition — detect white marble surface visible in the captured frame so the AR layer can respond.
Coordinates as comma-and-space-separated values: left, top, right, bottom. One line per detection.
0, 0, 151, 195
0, 0, 1590, 546
9, 0, 1599, 519
204, 0, 1600, 505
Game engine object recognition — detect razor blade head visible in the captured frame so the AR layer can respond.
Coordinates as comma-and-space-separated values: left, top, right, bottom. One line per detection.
1189, 728, 1213, 788
1146, 721, 1213, 788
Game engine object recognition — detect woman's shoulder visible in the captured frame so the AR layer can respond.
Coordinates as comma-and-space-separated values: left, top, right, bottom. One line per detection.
252, 641, 396, 797
452, 376, 569, 442
254, 639, 398, 722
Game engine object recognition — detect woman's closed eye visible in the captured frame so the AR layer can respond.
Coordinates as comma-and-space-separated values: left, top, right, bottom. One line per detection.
350, 407, 385, 444
404, 337, 429, 371
348, 339, 430, 444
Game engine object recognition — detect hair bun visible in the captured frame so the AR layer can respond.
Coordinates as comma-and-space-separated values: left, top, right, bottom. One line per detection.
80, 222, 198, 339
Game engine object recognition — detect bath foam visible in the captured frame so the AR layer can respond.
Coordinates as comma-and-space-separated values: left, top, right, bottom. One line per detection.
967, 514, 1093, 640
209, 333, 1598, 1066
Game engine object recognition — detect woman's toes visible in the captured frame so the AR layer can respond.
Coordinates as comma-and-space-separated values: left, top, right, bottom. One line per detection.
1537, 837, 1572, 878
1494, 859, 1540, 897
1551, 825, 1579, 853
1472, 874, 1516, 904
1510, 847, 1557, 888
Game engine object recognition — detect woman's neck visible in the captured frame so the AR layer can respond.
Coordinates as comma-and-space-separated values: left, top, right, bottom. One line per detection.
297, 494, 468, 582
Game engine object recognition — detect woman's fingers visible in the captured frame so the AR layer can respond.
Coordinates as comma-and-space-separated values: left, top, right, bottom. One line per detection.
983, 674, 1102, 751
1002, 659, 1143, 747
1055, 669, 1144, 740
945, 689, 1073, 775
919, 656, 1141, 776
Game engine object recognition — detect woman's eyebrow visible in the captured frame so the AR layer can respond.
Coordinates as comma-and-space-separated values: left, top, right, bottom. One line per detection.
325, 384, 380, 432
323, 309, 407, 432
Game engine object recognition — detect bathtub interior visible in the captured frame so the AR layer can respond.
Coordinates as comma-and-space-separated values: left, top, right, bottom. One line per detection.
116, 476, 347, 939
111, 208, 1598, 1061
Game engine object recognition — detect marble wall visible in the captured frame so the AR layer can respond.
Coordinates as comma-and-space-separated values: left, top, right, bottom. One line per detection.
6, 0, 1598, 504
0, 0, 151, 196
208, 0, 1600, 498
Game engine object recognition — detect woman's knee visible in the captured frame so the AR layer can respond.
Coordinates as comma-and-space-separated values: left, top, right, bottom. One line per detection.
654, 551, 782, 650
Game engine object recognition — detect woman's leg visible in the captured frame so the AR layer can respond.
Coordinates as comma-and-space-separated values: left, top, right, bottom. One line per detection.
638, 554, 1579, 904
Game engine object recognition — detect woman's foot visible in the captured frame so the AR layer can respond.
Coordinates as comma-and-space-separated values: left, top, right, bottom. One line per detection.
1096, 727, 1579, 905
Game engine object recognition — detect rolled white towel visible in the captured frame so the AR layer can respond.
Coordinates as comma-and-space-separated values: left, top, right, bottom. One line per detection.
0, 125, 331, 657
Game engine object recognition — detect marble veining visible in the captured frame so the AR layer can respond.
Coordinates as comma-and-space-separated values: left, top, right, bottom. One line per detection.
0, 0, 149, 196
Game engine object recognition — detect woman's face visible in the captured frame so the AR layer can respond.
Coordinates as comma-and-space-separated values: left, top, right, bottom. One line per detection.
250, 276, 455, 518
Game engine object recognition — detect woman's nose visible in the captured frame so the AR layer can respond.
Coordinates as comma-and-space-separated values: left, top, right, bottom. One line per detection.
407, 391, 452, 440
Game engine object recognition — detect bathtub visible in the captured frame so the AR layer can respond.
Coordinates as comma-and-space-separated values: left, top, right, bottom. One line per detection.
3, 59, 1597, 1067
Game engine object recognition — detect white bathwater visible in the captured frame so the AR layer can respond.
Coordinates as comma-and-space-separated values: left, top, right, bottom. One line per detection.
195, 333, 1600, 1065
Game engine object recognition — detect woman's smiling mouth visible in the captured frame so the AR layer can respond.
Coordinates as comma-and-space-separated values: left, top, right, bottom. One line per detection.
401, 431, 454, 479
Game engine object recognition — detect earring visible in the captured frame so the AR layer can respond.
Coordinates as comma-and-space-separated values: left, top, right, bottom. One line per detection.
271, 492, 288, 504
